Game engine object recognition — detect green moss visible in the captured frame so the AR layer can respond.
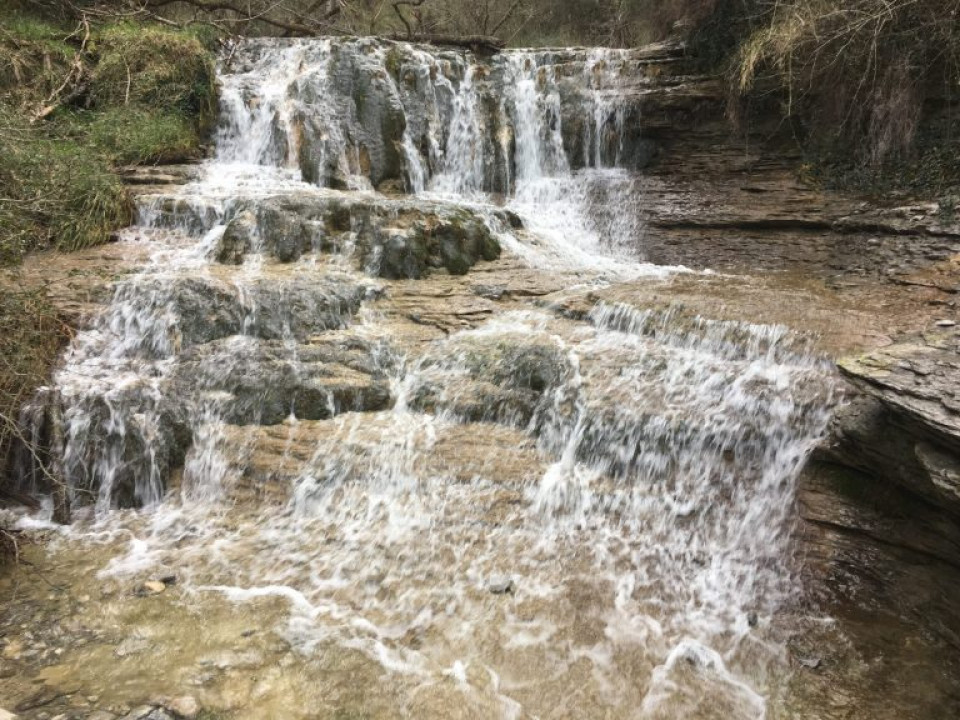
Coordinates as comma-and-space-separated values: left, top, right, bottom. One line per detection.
384, 45, 404, 78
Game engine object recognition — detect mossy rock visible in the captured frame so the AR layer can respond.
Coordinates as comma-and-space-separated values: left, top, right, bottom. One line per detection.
410, 334, 571, 426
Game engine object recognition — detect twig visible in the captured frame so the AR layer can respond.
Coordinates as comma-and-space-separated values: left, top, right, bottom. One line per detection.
392, 0, 427, 39
32, 15, 91, 124
123, 56, 132, 105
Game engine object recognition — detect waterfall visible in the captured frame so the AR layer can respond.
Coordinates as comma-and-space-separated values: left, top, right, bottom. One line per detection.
12, 37, 836, 719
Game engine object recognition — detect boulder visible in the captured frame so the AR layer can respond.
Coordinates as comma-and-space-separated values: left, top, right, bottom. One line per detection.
214, 210, 257, 264
108, 273, 371, 357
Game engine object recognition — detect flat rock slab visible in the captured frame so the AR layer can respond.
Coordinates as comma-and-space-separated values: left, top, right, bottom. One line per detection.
838, 331, 960, 450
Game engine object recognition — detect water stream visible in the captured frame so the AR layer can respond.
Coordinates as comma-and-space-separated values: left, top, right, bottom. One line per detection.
13, 38, 838, 719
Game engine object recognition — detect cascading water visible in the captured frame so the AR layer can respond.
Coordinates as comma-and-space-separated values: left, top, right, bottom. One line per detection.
13, 37, 837, 719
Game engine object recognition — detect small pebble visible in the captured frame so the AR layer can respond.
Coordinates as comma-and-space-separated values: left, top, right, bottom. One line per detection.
488, 577, 515, 595
138, 581, 166, 596
164, 695, 199, 719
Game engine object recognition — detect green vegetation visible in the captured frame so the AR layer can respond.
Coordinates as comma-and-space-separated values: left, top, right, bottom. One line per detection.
732, 1, 960, 192
0, 9, 216, 265
651, 0, 960, 195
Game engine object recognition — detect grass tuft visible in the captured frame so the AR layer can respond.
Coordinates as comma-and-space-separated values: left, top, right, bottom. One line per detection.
0, 286, 66, 479
90, 22, 217, 128
82, 107, 203, 165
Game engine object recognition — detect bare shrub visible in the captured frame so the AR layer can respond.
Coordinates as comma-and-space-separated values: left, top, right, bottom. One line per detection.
732, 0, 960, 167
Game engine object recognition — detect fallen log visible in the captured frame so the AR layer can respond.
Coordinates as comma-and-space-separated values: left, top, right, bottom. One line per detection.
387, 33, 505, 54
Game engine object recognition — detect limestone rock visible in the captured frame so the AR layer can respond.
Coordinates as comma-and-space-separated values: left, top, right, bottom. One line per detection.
828, 332, 960, 515
139, 580, 167, 595
409, 333, 572, 426
172, 336, 394, 425
837, 334, 960, 448
110, 272, 370, 356
488, 577, 515, 594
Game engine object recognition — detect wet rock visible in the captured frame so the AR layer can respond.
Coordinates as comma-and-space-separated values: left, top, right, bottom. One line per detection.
137, 580, 167, 596
831, 335, 960, 514
471, 284, 509, 300
410, 334, 571, 427
55, 388, 190, 510
142, 197, 221, 236
143, 711, 174, 720
172, 336, 393, 425
222, 38, 698, 194
92, 267, 375, 358
804, 417, 960, 647
14, 688, 62, 712
18, 268, 376, 510
797, 655, 823, 670
2, 641, 22, 660
214, 210, 257, 264
165, 274, 368, 350
121, 706, 157, 720
254, 204, 317, 263
213, 193, 505, 277
296, 40, 408, 188
222, 418, 540, 505
114, 634, 152, 658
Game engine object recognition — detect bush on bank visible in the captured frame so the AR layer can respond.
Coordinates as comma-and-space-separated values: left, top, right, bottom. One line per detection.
665, 0, 960, 194
0, 10, 217, 264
